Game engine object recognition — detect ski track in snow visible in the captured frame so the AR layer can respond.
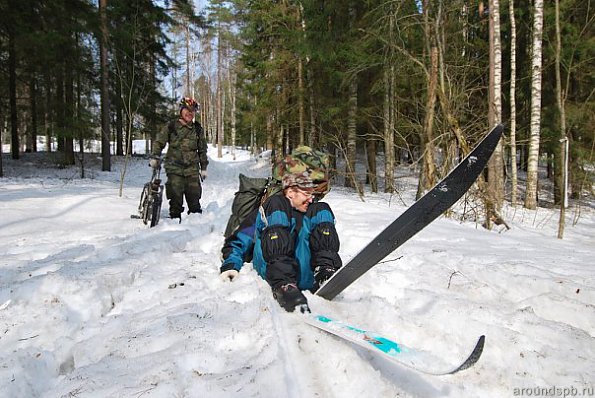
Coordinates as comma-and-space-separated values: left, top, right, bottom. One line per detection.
1, 145, 594, 397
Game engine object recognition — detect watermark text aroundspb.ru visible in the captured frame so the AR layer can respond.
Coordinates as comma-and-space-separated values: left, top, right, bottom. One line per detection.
513, 385, 594, 397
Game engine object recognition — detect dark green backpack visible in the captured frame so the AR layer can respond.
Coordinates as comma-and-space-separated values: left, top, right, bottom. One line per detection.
223, 174, 281, 238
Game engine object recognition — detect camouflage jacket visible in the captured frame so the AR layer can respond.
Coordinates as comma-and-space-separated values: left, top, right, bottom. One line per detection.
152, 120, 208, 177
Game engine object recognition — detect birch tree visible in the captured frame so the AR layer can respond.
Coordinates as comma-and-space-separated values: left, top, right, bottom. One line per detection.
486, 0, 504, 227
525, 0, 544, 210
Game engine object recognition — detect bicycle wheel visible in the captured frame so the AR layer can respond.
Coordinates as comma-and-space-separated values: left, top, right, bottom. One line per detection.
149, 193, 162, 227
138, 183, 148, 210
138, 183, 151, 224
140, 183, 153, 225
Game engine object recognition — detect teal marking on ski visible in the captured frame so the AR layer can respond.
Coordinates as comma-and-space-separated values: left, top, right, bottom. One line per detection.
314, 315, 402, 354
316, 315, 332, 323
344, 324, 366, 334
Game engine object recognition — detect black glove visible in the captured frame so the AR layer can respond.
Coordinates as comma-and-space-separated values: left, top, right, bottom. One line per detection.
313, 265, 338, 290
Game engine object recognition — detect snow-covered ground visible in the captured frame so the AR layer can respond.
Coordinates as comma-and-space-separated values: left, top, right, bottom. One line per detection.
1, 144, 593, 398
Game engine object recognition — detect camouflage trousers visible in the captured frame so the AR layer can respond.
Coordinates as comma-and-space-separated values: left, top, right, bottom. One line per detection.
165, 173, 202, 217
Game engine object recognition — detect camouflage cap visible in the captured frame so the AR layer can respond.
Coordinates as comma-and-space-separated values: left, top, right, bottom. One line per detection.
282, 169, 315, 189
272, 146, 330, 183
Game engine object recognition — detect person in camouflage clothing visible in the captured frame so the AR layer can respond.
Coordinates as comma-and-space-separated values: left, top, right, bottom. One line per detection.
219, 146, 342, 312
150, 97, 209, 220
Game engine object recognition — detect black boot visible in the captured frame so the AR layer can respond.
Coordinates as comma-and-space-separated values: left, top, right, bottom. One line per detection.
273, 283, 309, 312
187, 207, 202, 214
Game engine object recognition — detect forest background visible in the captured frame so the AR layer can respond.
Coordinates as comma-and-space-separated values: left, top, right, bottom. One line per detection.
0, 0, 593, 232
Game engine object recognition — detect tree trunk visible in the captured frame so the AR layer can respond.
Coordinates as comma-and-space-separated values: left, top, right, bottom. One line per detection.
509, 0, 518, 206
216, 24, 223, 159
221, 77, 226, 151
147, 58, 157, 154
64, 62, 75, 165
115, 84, 124, 156
56, 65, 65, 156
44, 72, 52, 152
9, 29, 19, 160
345, 79, 358, 189
555, 0, 567, 239
198, 35, 213, 145
384, 6, 396, 194
76, 65, 85, 178
383, 67, 395, 193
486, 0, 504, 228
524, 0, 544, 210
99, 0, 111, 171
417, 46, 438, 200
227, 67, 237, 160
276, 122, 284, 160
28, 77, 38, 153
297, 58, 305, 147
366, 138, 377, 193
186, 26, 192, 97
266, 114, 273, 154
308, 75, 318, 147
297, 3, 306, 146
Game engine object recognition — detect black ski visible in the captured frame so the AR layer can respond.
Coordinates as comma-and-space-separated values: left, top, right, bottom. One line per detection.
316, 124, 504, 300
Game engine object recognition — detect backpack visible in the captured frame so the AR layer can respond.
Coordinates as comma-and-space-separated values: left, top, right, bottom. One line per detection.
223, 174, 280, 238
223, 146, 330, 239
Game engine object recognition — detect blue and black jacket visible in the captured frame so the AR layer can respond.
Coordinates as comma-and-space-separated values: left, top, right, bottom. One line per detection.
221, 194, 340, 291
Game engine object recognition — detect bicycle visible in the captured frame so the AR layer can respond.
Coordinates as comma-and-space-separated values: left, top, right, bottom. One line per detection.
131, 168, 163, 228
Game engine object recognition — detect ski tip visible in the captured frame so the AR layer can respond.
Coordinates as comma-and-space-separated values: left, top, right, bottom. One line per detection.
492, 124, 505, 138
448, 335, 485, 375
